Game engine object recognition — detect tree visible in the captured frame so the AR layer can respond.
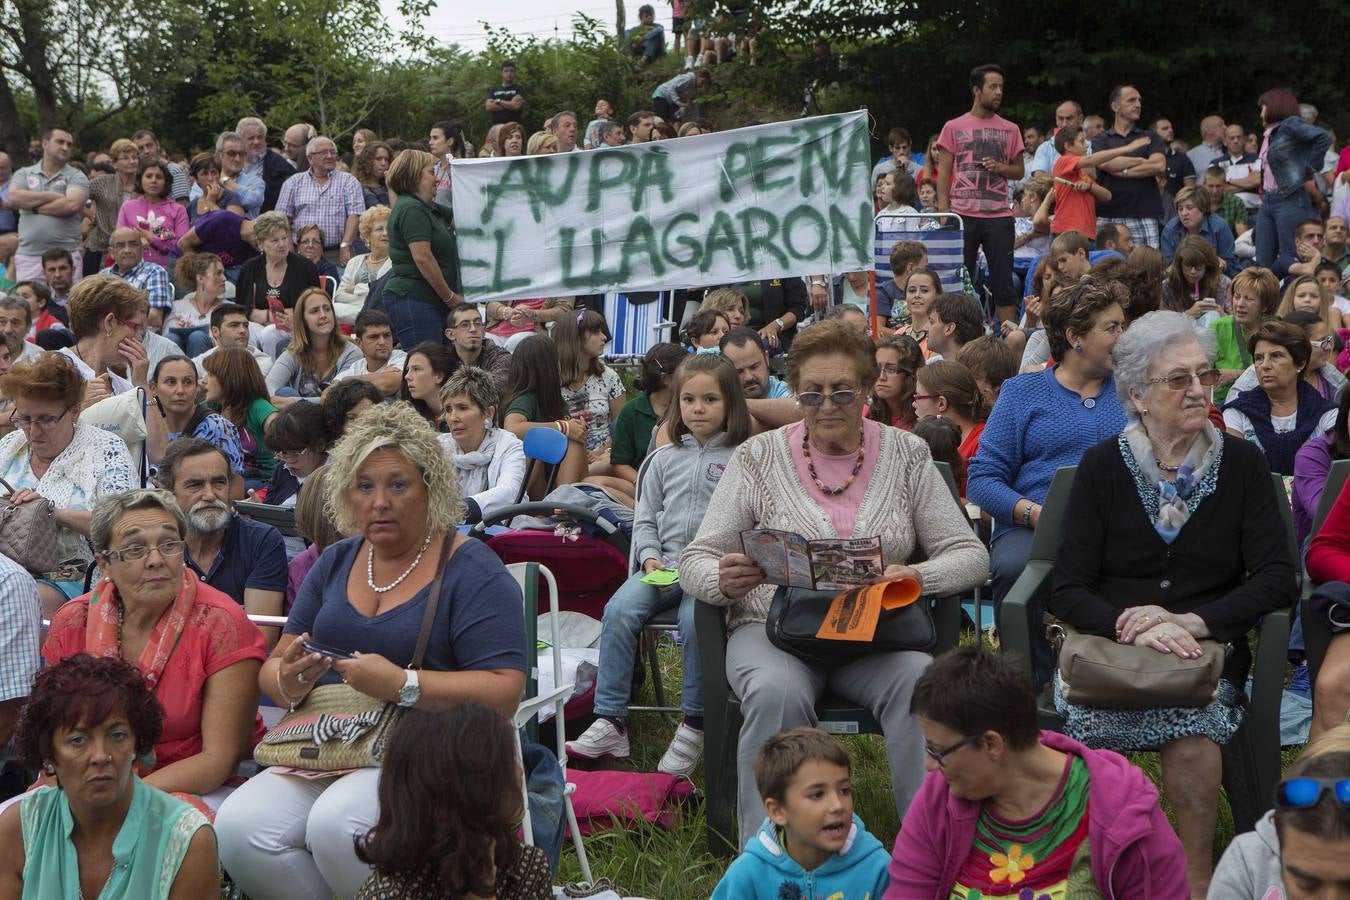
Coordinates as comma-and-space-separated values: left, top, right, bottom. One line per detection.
0, 0, 205, 156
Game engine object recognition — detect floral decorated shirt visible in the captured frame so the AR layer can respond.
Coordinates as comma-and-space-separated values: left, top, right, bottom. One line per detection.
950, 756, 1096, 899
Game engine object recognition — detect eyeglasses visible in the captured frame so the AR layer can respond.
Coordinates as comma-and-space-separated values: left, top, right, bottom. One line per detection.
912, 393, 938, 402
1276, 778, 1350, 810
119, 318, 144, 333
1313, 336, 1335, 350
924, 733, 981, 766
453, 319, 483, 330
878, 364, 913, 377
798, 390, 858, 408
103, 539, 187, 563
1146, 368, 1222, 390
309, 149, 337, 158
297, 238, 323, 247
274, 449, 312, 461
12, 408, 71, 430
110, 240, 143, 250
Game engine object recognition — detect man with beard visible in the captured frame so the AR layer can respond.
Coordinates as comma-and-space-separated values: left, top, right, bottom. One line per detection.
157, 437, 286, 642
718, 326, 800, 430
936, 63, 1024, 323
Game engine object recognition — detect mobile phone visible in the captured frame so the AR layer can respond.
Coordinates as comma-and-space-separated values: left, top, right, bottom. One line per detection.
301, 640, 353, 661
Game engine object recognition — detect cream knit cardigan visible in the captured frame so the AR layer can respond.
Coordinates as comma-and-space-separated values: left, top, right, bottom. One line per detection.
680, 424, 990, 630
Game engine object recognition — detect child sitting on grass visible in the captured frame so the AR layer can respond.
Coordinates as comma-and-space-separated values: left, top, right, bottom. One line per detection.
712, 727, 890, 899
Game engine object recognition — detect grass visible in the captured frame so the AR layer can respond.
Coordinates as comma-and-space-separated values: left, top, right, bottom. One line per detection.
552, 630, 1306, 897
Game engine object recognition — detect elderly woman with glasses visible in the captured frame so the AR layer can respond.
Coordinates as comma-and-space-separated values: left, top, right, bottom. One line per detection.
885, 647, 1189, 899
681, 320, 990, 849
1049, 310, 1297, 896
54, 274, 151, 396
41, 489, 268, 813
0, 352, 134, 617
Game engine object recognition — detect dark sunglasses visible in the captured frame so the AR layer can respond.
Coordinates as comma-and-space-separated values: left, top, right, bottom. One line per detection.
798, 390, 857, 408
1276, 777, 1350, 810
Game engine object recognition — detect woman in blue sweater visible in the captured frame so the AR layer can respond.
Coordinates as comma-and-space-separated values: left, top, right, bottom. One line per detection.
967, 276, 1128, 683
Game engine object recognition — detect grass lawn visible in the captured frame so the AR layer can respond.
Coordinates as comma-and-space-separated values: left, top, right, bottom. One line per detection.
554, 632, 1304, 897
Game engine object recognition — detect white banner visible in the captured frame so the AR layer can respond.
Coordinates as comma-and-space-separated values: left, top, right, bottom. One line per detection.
451, 111, 874, 302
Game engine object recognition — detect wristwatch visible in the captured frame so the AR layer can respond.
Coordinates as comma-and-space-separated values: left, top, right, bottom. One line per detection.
774, 317, 786, 330
397, 669, 421, 707
339, 241, 351, 249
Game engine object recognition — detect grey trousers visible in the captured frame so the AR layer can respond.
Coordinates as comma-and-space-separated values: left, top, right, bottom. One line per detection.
726, 624, 930, 847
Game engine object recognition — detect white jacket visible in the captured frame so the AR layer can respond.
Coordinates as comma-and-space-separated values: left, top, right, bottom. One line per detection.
438, 427, 526, 522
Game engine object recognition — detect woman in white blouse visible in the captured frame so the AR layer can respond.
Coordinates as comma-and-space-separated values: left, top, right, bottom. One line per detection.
333, 206, 393, 326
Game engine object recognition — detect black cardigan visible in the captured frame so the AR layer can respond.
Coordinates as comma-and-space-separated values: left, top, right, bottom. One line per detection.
236, 252, 320, 315
1049, 434, 1297, 682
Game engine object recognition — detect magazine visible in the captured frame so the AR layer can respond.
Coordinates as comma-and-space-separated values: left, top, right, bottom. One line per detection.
740, 529, 885, 592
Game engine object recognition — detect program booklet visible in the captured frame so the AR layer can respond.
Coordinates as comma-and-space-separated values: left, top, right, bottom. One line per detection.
740, 529, 885, 592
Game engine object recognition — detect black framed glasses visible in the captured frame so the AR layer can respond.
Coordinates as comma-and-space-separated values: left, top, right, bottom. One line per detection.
924, 734, 981, 766
103, 539, 187, 563
797, 390, 858, 408
1146, 369, 1222, 391
1276, 777, 1350, 810
12, 408, 71, 430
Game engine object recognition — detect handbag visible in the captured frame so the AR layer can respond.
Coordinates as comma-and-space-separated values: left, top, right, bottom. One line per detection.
254, 535, 458, 771
766, 582, 935, 667
1048, 618, 1229, 710
0, 475, 69, 577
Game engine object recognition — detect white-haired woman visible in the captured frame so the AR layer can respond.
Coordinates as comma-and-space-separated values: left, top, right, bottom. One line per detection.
214, 403, 527, 900
333, 205, 392, 326
1048, 310, 1298, 897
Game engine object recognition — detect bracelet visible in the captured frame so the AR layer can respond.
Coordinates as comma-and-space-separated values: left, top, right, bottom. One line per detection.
1020, 502, 1033, 527
275, 667, 300, 712
556, 420, 566, 434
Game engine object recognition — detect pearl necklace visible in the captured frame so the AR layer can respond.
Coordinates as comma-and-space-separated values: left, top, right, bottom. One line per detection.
367, 532, 433, 593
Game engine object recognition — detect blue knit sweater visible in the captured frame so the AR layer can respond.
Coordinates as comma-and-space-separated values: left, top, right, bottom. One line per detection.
967, 366, 1127, 542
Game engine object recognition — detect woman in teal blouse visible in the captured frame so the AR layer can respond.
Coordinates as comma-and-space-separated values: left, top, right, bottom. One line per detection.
0, 654, 218, 899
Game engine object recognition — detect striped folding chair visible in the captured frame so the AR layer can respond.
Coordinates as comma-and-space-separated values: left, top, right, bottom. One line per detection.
602, 290, 677, 362
874, 211, 969, 297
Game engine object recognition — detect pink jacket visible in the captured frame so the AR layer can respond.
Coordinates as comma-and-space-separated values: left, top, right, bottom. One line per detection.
882, 730, 1189, 900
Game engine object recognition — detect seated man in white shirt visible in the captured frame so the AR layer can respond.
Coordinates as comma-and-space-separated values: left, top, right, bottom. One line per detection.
193, 303, 273, 379
331, 308, 404, 397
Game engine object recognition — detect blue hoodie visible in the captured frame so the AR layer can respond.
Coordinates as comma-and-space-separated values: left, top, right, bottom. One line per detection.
712, 814, 891, 900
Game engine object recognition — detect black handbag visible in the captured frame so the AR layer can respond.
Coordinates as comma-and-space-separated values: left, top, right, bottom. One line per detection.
765, 585, 936, 666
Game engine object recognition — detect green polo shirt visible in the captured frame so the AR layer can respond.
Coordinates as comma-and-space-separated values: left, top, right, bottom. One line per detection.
387, 194, 459, 306
611, 392, 661, 469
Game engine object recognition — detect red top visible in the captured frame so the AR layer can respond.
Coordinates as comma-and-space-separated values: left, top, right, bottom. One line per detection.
44, 582, 268, 770
1051, 155, 1097, 236
1309, 474, 1350, 584
958, 422, 985, 464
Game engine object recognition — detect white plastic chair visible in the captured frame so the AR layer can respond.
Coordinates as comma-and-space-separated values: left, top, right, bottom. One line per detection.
506, 561, 593, 882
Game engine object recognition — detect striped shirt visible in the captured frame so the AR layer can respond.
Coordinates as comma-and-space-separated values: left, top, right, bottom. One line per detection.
274, 169, 365, 246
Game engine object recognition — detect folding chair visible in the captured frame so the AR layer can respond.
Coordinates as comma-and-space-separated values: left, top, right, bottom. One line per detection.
507, 561, 593, 882
602, 290, 677, 363
874, 212, 968, 297
518, 426, 570, 504
1000, 465, 1294, 834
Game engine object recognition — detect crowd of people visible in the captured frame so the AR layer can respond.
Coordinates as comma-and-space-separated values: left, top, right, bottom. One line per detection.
3, 46, 1350, 900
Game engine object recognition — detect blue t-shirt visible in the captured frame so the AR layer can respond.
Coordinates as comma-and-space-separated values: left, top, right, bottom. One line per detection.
286, 536, 527, 686
186, 514, 288, 606
767, 375, 792, 399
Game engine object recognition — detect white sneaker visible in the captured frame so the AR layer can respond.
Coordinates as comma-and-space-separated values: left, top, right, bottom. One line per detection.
657, 722, 704, 777
566, 718, 631, 760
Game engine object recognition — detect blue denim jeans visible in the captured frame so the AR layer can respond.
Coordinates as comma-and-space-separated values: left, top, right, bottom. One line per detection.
1256, 190, 1315, 269
521, 740, 564, 869
592, 571, 703, 719
169, 325, 213, 356
383, 290, 448, 352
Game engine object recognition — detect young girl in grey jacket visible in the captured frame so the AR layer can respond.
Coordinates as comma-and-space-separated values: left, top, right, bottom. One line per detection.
566, 354, 752, 777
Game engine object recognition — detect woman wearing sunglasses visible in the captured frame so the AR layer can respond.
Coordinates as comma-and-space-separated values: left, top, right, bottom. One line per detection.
1050, 310, 1298, 897
1211, 727, 1350, 898
682, 319, 989, 850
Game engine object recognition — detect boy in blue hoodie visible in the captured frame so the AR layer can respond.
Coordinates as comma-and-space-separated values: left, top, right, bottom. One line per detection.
712, 726, 890, 899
